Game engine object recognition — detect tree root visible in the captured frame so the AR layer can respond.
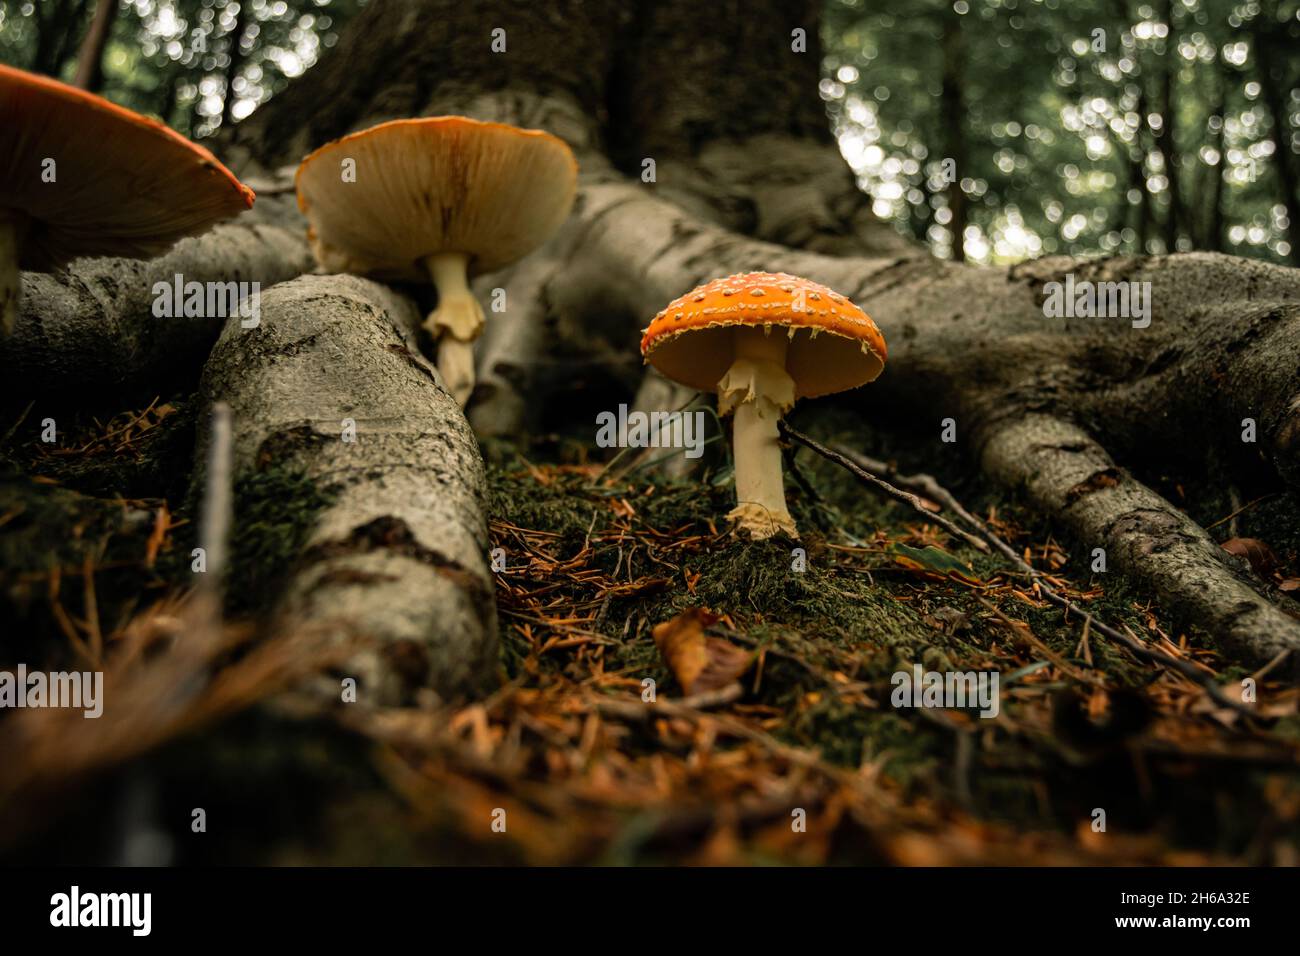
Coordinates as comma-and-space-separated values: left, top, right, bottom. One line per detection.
979, 414, 1300, 670
652, 135, 918, 258
2, 202, 312, 402
466, 255, 562, 436
196, 274, 498, 705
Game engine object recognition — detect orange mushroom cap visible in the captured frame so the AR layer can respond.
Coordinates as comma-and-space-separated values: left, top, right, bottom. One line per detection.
295, 116, 578, 282
0, 64, 254, 270
640, 272, 887, 399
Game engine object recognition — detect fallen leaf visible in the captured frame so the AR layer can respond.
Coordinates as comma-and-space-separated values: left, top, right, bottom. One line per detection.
892, 543, 972, 575
1220, 537, 1278, 576
652, 608, 751, 695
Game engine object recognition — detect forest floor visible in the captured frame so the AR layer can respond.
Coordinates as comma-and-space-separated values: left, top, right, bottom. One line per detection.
1, 392, 1299, 865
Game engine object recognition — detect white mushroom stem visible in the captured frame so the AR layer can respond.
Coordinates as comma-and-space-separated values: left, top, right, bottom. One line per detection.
718, 325, 798, 540
0, 210, 22, 337
423, 251, 485, 406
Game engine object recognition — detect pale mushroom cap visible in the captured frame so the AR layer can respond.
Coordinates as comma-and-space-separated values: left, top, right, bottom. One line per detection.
295, 117, 578, 281
640, 272, 887, 399
0, 64, 254, 271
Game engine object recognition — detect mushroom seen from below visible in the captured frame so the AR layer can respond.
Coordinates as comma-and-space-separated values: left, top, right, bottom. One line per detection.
0, 64, 255, 335
294, 117, 579, 406
641, 272, 887, 540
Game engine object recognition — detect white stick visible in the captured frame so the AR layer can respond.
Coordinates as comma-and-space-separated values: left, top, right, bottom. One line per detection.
200, 401, 234, 587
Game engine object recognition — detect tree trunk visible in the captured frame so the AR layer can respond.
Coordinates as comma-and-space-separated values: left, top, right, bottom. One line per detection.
939, 6, 967, 262
1204, 65, 1229, 253
195, 275, 499, 704
1252, 19, 1300, 267
15, 0, 1300, 675
220, 0, 249, 129
31, 0, 89, 77
72, 0, 119, 92
1154, 0, 1184, 253
157, 58, 185, 127
1130, 80, 1154, 254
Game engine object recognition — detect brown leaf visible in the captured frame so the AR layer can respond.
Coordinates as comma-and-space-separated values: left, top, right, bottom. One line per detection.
652, 608, 751, 695
1220, 537, 1278, 576
143, 503, 171, 568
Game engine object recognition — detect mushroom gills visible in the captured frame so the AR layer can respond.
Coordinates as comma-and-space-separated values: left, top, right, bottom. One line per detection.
423, 251, 485, 406
0, 210, 24, 336
718, 325, 799, 540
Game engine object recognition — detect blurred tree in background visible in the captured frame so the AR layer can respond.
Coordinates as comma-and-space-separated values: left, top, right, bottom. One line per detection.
825, 0, 1299, 264
1, 0, 1296, 265
0, 0, 367, 138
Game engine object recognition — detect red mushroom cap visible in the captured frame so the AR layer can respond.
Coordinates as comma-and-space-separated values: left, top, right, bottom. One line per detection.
0, 63, 254, 270
641, 272, 887, 399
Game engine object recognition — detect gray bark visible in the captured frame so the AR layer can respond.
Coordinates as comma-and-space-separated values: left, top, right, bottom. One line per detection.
2, 193, 311, 402
196, 274, 498, 704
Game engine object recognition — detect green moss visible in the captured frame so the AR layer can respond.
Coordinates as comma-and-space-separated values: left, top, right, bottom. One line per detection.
221, 465, 338, 614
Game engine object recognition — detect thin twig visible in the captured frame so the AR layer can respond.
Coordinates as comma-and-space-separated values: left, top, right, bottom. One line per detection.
778, 422, 988, 552
0, 399, 33, 450
199, 402, 234, 589
47, 577, 94, 667
969, 513, 1256, 718
832, 443, 985, 531
813, 434, 1262, 720
978, 597, 1105, 687
82, 549, 103, 665
1250, 649, 1292, 683
1205, 492, 1278, 532
589, 682, 744, 722
592, 392, 705, 485
782, 443, 836, 532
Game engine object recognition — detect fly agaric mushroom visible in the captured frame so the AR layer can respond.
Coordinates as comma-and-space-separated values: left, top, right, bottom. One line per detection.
641, 272, 887, 540
0, 64, 255, 335
294, 117, 578, 406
